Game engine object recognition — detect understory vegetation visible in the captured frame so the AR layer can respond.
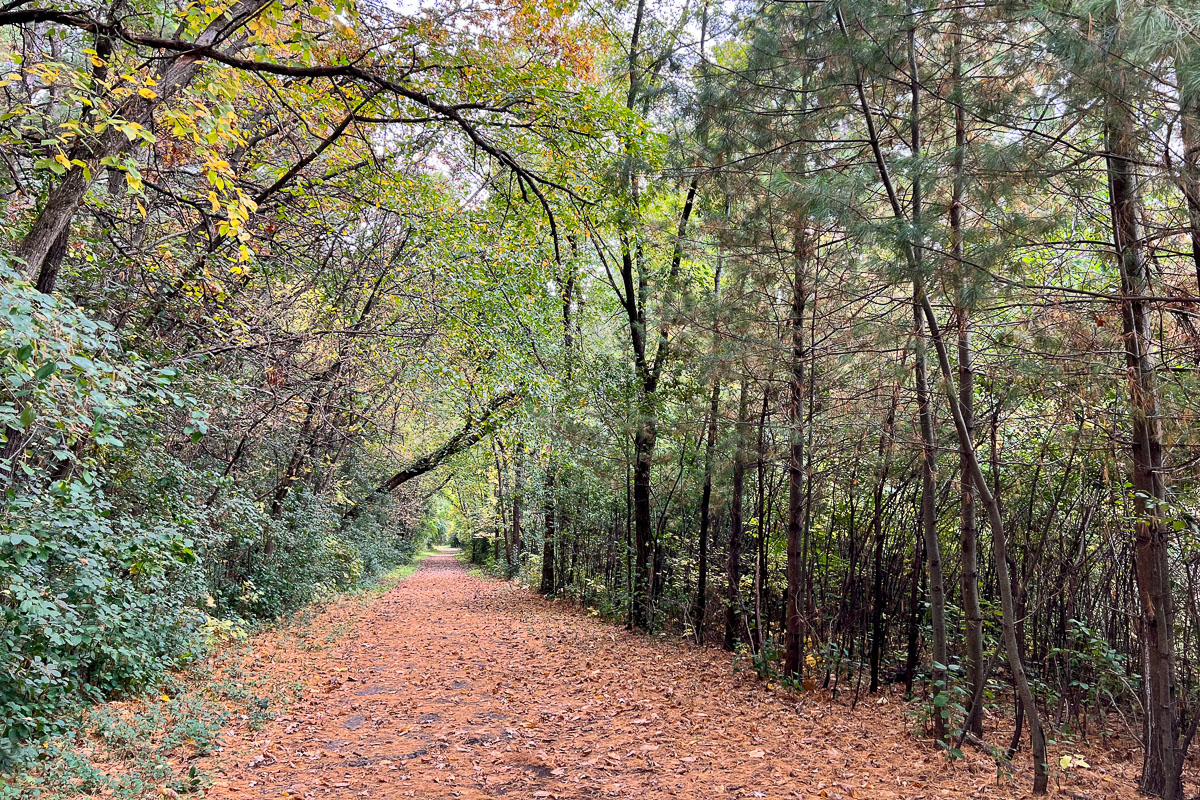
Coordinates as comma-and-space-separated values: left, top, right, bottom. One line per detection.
1, 0, 1199, 797
0, 269, 426, 765
1, 552, 432, 799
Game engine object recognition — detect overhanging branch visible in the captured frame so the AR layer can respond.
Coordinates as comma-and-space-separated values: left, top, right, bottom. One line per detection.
341, 390, 522, 521
0, 7, 580, 259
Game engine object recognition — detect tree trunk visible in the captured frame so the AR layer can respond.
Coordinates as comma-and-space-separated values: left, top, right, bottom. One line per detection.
904, 521, 923, 699
496, 452, 510, 569
784, 217, 810, 677
21, 166, 91, 288
958, 305, 985, 737
914, 287, 948, 743
540, 466, 556, 595
696, 379, 720, 643
905, 22, 948, 743
916, 290, 1050, 794
18, 0, 269, 287
753, 383, 770, 649
512, 458, 523, 562
632, 416, 655, 628
270, 385, 329, 519
35, 226, 70, 295
843, 13, 1045, 778
695, 265, 723, 642
869, 382, 900, 693
724, 377, 750, 651
950, 12, 985, 738
1105, 110, 1182, 800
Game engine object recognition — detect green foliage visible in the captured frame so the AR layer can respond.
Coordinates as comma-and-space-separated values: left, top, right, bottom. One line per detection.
1047, 619, 1136, 726
0, 266, 420, 769
923, 661, 972, 746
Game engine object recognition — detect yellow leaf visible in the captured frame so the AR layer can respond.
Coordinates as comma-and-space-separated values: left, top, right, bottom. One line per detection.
138, 88, 157, 99
208, 191, 220, 213
54, 153, 71, 169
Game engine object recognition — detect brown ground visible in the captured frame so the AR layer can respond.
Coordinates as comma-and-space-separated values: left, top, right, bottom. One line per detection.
201, 550, 1161, 799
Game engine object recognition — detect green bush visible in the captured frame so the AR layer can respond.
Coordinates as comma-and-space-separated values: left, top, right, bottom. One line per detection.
0, 265, 417, 769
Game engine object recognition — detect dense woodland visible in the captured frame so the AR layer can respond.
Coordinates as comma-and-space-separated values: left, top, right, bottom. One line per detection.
1, 0, 1199, 796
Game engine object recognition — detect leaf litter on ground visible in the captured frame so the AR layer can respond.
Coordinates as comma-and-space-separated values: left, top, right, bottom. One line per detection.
176, 552, 1158, 800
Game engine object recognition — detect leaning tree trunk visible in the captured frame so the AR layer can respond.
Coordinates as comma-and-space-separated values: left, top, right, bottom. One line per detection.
917, 290, 1050, 795
914, 284, 948, 744
843, 11, 1045, 780
17, 0, 270, 289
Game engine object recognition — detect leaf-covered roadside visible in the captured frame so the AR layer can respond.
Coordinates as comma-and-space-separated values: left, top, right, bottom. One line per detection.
0, 263, 435, 767
3, 0, 1200, 795
191, 552, 1150, 800
1, 551, 433, 798
0, 0, 597, 770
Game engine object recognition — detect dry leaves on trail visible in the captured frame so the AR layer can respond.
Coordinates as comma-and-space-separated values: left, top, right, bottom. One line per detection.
199, 552, 1149, 799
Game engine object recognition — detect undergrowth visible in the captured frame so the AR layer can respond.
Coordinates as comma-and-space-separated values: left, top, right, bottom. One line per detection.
0, 552, 431, 799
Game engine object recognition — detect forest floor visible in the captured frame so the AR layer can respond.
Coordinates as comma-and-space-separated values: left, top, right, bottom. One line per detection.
181, 550, 1168, 799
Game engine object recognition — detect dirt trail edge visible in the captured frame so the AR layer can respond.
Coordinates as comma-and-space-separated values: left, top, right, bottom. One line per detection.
206, 551, 1140, 799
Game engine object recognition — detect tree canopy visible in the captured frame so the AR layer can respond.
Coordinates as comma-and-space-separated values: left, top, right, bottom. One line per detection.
1, 0, 1198, 796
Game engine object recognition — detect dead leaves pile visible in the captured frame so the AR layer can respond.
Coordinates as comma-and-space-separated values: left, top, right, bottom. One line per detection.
194, 554, 1167, 799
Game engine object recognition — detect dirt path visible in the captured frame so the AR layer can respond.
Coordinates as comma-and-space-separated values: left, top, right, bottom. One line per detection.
205, 551, 1141, 799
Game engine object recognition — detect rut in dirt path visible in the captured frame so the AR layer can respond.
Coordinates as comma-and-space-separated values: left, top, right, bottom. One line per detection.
206, 551, 1137, 800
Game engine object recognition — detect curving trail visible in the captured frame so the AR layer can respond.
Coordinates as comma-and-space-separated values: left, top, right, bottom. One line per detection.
205, 550, 1140, 799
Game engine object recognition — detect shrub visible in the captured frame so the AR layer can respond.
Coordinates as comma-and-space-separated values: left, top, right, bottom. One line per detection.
0, 265, 417, 768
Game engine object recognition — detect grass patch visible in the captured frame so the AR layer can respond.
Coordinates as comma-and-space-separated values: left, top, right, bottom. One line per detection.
370, 548, 434, 590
